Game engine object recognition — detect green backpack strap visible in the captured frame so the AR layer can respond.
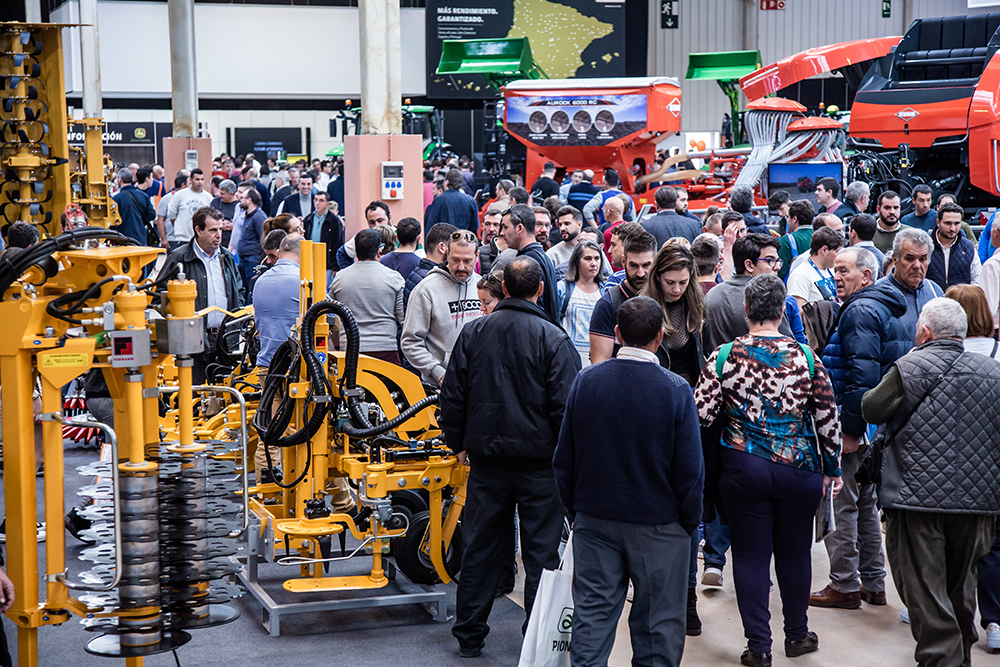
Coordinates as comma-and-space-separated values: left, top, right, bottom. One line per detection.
798, 342, 815, 379
715, 342, 734, 378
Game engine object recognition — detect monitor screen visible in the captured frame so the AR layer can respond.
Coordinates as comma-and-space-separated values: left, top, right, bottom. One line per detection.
766, 162, 844, 211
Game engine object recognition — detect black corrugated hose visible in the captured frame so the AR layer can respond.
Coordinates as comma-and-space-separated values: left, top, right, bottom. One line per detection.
0, 227, 135, 299
298, 300, 439, 439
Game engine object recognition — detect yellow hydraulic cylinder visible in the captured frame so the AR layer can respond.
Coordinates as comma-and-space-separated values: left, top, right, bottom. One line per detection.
125, 374, 146, 465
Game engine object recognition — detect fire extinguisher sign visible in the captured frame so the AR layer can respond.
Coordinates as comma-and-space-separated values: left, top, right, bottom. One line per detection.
661, 0, 678, 29
760, 0, 786, 8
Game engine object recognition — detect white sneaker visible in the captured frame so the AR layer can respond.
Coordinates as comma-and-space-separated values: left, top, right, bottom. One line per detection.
626, 581, 634, 603
986, 622, 1000, 651
900, 608, 910, 624
702, 567, 723, 587
0, 520, 45, 543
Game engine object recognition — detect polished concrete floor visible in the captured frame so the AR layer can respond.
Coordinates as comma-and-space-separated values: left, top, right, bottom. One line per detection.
509, 534, 998, 666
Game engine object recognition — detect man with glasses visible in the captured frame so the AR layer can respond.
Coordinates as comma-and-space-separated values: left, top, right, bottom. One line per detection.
401, 229, 484, 385
704, 233, 794, 351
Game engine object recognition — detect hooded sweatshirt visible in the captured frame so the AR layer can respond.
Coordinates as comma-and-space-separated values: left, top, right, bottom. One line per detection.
401, 266, 484, 383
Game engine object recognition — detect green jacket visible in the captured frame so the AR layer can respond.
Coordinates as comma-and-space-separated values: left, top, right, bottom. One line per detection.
778, 227, 813, 281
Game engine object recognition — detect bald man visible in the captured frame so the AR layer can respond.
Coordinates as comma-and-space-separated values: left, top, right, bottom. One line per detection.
602, 196, 628, 259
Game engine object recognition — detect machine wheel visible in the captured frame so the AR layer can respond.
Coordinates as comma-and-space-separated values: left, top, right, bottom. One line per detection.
393, 510, 462, 585
390, 490, 429, 515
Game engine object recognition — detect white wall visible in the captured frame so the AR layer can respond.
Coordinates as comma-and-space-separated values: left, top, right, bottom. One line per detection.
55, 1, 426, 99
51, 1, 426, 158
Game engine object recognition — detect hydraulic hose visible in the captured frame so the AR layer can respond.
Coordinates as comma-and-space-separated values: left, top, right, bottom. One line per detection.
0, 227, 135, 299
340, 393, 439, 439
298, 300, 440, 439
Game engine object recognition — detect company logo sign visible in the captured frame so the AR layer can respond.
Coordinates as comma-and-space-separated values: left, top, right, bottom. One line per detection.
895, 108, 919, 122
666, 98, 681, 117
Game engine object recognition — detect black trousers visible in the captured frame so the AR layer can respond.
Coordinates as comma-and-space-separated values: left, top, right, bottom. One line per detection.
886, 509, 995, 667
718, 447, 823, 654
452, 465, 564, 649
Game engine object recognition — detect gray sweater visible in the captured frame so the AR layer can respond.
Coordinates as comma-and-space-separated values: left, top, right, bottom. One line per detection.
401, 266, 484, 383
703, 274, 792, 351
329, 260, 404, 353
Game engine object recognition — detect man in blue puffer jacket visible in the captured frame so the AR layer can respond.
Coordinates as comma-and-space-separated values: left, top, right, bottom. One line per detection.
812, 246, 909, 610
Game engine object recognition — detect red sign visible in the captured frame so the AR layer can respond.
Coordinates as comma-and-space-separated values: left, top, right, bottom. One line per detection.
760, 0, 785, 8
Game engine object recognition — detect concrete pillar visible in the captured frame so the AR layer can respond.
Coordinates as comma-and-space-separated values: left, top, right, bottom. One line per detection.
167, 0, 198, 138
358, 0, 401, 135
24, 0, 42, 23
79, 0, 102, 118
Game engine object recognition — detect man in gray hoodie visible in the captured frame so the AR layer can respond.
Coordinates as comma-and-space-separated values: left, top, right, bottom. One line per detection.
402, 230, 485, 385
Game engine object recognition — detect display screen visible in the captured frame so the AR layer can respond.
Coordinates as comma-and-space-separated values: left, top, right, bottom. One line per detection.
766, 162, 844, 208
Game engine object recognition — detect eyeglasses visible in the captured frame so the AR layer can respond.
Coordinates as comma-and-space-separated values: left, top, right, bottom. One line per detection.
451, 230, 478, 242
756, 257, 783, 268
484, 273, 502, 284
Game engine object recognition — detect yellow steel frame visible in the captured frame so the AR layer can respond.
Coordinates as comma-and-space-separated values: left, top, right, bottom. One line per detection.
166, 240, 467, 596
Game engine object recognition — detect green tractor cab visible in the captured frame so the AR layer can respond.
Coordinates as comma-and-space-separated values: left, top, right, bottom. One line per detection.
327, 105, 456, 162
686, 50, 761, 145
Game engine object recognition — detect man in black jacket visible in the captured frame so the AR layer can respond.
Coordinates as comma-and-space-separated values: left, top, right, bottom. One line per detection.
156, 206, 244, 383
278, 173, 315, 218
441, 256, 582, 658
501, 204, 560, 323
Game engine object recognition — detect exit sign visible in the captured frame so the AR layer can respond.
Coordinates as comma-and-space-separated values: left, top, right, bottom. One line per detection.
882, 0, 891, 17
661, 0, 678, 29
760, 0, 785, 8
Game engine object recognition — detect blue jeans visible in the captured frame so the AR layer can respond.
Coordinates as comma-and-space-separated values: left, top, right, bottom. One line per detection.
703, 515, 730, 570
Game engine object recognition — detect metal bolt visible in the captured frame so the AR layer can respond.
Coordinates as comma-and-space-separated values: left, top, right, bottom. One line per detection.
397, 479, 406, 487
291, 388, 298, 395
45, 326, 54, 337
421, 477, 430, 486
434, 476, 441, 483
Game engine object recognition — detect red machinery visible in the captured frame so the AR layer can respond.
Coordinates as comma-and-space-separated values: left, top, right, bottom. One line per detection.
503, 78, 682, 196
741, 14, 1000, 212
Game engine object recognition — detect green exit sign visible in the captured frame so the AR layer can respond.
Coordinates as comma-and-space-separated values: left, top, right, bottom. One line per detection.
662, 0, 678, 29
882, 0, 891, 18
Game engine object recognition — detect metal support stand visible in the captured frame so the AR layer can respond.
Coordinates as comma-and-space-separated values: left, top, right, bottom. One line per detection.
234, 515, 449, 636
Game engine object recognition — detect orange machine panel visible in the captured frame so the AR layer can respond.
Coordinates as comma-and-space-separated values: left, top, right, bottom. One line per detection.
504, 77, 682, 193
739, 37, 901, 101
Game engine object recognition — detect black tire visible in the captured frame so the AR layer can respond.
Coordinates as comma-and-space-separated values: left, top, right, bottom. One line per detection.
390, 490, 429, 515
393, 510, 462, 585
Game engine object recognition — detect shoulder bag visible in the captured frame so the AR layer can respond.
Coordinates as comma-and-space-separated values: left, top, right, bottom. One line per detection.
855, 351, 965, 487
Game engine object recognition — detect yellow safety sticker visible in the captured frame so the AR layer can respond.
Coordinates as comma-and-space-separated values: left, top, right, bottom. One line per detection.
41, 353, 90, 368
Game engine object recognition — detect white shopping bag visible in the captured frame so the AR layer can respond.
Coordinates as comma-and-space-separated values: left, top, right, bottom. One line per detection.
518, 532, 574, 667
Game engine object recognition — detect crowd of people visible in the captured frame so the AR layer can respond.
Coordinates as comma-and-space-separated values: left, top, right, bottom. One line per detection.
6, 150, 1000, 667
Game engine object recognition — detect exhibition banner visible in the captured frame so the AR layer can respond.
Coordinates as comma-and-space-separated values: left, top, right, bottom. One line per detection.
426, 0, 625, 99
506, 94, 646, 146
